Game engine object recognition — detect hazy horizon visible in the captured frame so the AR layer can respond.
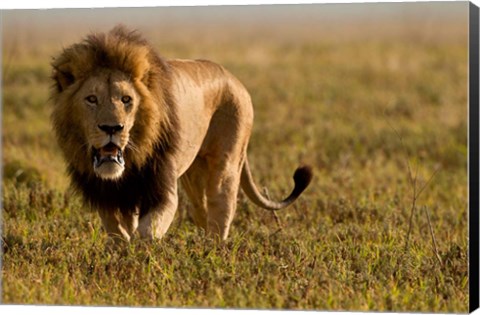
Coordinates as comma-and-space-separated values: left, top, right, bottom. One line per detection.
2, 2, 467, 34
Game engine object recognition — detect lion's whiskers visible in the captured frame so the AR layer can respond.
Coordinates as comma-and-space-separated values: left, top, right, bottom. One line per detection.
71, 141, 90, 162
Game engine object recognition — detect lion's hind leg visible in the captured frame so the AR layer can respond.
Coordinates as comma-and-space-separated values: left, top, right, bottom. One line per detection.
181, 157, 242, 240
204, 163, 242, 240
198, 91, 253, 240
181, 154, 244, 240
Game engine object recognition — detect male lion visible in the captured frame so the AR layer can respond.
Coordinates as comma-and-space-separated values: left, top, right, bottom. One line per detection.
51, 26, 312, 241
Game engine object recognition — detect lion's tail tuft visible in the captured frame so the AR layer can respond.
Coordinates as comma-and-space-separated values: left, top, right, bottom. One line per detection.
292, 165, 313, 197
240, 159, 313, 211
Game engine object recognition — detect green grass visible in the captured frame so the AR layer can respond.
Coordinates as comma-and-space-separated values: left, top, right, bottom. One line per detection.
1, 7, 469, 312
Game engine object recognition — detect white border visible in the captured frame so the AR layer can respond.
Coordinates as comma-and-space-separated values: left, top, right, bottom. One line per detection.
0, 305, 458, 315
0, 0, 479, 10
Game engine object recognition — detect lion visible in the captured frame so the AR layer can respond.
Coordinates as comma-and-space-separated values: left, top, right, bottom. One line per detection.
50, 26, 312, 241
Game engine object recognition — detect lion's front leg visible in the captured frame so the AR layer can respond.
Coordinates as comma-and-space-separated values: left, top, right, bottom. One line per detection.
137, 181, 179, 240
98, 208, 139, 242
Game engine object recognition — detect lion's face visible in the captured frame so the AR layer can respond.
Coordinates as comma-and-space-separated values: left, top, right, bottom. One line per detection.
52, 26, 172, 183
75, 69, 140, 180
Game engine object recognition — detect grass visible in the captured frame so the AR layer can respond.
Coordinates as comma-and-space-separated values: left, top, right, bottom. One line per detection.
1, 4, 469, 312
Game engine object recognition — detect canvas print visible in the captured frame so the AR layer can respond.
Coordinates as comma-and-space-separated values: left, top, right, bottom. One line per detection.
1, 2, 476, 312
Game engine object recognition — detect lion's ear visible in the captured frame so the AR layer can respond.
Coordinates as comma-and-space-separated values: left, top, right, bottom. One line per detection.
52, 66, 75, 92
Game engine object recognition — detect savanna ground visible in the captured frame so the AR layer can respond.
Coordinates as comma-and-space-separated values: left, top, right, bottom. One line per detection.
1, 3, 470, 312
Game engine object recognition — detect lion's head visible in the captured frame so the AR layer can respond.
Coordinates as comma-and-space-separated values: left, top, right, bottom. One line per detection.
51, 26, 174, 181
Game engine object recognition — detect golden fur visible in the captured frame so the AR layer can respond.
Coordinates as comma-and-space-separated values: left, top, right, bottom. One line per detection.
51, 26, 312, 241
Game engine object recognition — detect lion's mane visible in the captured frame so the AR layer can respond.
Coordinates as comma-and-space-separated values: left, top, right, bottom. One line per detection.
51, 26, 179, 216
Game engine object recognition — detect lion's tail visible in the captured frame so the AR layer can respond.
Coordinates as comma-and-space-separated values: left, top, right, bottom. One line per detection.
240, 159, 313, 211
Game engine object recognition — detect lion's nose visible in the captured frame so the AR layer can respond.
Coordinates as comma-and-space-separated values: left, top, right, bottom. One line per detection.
98, 124, 124, 135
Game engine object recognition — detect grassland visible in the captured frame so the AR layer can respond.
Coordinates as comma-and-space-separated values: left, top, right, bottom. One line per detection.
1, 4, 470, 312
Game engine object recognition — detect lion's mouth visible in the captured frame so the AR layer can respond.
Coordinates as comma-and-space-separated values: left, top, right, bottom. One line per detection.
92, 142, 125, 168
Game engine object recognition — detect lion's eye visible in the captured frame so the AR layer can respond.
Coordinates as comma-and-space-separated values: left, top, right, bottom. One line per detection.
85, 95, 98, 104
121, 95, 132, 104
